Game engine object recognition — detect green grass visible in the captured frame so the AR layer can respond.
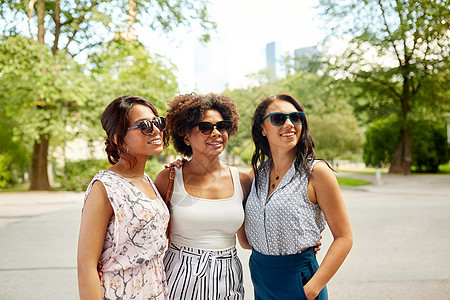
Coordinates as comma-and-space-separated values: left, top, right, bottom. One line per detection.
337, 177, 371, 186
410, 164, 450, 175
0, 185, 29, 192
337, 169, 388, 175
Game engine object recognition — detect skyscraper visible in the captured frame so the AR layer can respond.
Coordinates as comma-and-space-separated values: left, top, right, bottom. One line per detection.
266, 41, 285, 80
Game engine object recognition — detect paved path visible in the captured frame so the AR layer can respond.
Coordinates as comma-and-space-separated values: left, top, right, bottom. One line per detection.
0, 173, 449, 299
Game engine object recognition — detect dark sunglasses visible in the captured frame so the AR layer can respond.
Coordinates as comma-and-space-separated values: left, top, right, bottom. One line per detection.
195, 120, 232, 136
262, 111, 305, 126
127, 117, 166, 135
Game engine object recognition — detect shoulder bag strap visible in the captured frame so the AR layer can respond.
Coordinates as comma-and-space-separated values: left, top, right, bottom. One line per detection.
164, 167, 175, 246
164, 166, 176, 205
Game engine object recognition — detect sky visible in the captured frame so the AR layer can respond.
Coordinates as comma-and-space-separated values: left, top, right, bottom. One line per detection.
137, 0, 326, 94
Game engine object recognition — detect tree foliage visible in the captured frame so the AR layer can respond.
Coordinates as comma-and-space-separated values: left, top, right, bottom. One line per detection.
88, 39, 178, 111
318, 0, 450, 173
309, 112, 362, 161
224, 72, 363, 163
0, 36, 96, 140
0, 0, 216, 56
282, 73, 363, 161
0, 36, 98, 188
0, 0, 215, 190
363, 117, 448, 172
411, 121, 448, 173
363, 117, 401, 168
0, 111, 31, 188
224, 79, 290, 162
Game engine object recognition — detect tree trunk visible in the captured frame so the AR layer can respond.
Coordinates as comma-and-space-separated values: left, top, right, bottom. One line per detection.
389, 127, 412, 174
36, 0, 45, 43
29, 0, 52, 190
29, 134, 51, 190
52, 0, 61, 55
390, 67, 413, 174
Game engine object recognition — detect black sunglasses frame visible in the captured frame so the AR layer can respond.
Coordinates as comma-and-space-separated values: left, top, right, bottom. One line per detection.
195, 120, 232, 136
127, 117, 166, 135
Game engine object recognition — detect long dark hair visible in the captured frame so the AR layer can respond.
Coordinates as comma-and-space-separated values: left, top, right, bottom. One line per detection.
251, 94, 316, 194
101, 95, 168, 167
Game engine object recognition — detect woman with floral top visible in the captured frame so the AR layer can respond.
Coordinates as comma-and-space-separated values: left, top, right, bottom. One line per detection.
77, 96, 170, 299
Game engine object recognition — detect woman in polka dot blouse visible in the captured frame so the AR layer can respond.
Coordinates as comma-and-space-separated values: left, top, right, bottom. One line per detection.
245, 94, 353, 300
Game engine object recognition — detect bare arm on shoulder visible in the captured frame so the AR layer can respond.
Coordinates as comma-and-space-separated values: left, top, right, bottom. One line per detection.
154, 168, 171, 200
77, 181, 113, 300
237, 169, 252, 250
304, 162, 353, 299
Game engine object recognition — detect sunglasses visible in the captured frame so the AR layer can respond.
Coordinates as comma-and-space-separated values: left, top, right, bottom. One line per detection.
195, 120, 232, 136
127, 117, 166, 135
262, 111, 305, 126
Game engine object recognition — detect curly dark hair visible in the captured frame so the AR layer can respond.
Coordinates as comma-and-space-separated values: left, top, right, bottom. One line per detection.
166, 93, 240, 157
101, 95, 169, 167
251, 93, 316, 194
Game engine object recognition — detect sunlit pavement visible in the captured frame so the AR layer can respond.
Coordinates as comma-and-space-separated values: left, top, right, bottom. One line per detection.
0, 173, 449, 299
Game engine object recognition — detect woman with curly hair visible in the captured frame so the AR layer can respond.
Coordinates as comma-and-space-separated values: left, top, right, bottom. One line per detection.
245, 94, 353, 299
78, 96, 170, 299
154, 93, 252, 300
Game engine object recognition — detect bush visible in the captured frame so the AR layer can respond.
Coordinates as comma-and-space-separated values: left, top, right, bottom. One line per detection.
55, 159, 111, 191
411, 121, 448, 173
55, 158, 166, 191
144, 158, 165, 180
0, 154, 12, 188
0, 114, 31, 188
363, 118, 449, 173
363, 117, 401, 168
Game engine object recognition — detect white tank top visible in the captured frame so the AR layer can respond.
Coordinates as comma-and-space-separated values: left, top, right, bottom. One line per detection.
169, 166, 245, 250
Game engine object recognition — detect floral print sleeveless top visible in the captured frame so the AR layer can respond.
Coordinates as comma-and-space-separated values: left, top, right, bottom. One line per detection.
84, 170, 170, 299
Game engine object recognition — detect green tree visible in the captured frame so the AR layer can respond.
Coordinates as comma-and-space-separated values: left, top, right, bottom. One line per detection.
0, 36, 95, 190
74, 39, 180, 172
282, 73, 363, 161
88, 39, 178, 112
411, 121, 448, 173
363, 117, 401, 168
224, 72, 363, 163
0, 111, 31, 188
318, 0, 450, 174
224, 80, 285, 160
363, 117, 448, 172
309, 112, 362, 161
0, 0, 215, 190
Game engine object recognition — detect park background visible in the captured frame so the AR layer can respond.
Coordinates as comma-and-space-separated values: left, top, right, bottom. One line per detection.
0, 0, 449, 299
0, 0, 448, 191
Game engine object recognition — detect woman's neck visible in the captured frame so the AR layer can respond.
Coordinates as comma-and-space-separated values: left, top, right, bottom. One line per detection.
186, 154, 225, 175
110, 157, 146, 177
270, 151, 295, 175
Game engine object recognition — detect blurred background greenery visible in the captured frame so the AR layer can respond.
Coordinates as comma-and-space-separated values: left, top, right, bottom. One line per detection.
0, 0, 448, 191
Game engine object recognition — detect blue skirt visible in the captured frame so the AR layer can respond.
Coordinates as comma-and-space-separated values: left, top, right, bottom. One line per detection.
249, 247, 328, 300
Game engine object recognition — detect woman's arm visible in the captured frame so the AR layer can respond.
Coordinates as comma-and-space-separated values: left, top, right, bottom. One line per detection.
304, 162, 353, 299
237, 169, 253, 249
154, 168, 173, 244
77, 181, 113, 300
154, 168, 171, 199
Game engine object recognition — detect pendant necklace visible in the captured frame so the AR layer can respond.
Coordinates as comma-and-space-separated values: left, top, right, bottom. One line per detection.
271, 173, 281, 189
270, 163, 290, 189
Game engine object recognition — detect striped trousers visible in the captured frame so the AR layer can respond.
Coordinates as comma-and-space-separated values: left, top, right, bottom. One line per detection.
163, 243, 245, 300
